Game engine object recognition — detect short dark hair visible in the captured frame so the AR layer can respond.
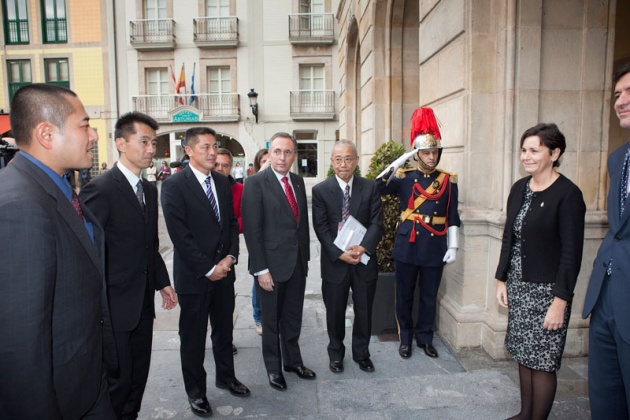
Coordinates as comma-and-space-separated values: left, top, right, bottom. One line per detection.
114, 111, 159, 141
10, 83, 77, 147
216, 147, 233, 165
613, 62, 630, 86
520, 123, 566, 168
254, 148, 269, 173
269, 132, 297, 151
184, 126, 216, 148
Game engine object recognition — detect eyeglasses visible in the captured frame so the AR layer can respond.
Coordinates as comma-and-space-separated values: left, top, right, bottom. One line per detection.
215, 163, 231, 169
271, 149, 295, 156
332, 157, 357, 165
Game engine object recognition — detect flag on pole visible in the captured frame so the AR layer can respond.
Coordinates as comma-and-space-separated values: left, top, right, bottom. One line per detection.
189, 63, 197, 106
176, 63, 186, 105
169, 64, 177, 93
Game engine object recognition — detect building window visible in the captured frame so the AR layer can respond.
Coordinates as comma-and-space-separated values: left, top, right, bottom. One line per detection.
45, 58, 69, 88
3, 0, 29, 44
41, 0, 66, 43
207, 66, 232, 110
145, 0, 166, 19
7, 59, 32, 100
294, 131, 318, 178
146, 68, 169, 95
207, 0, 229, 17
299, 64, 325, 108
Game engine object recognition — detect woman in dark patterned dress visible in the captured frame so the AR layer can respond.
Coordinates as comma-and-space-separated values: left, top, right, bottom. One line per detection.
495, 123, 586, 419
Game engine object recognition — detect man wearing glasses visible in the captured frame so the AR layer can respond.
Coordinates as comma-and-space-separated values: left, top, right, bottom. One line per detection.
312, 140, 384, 374
242, 132, 315, 391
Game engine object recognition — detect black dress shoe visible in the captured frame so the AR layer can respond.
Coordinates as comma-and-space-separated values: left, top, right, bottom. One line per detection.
356, 358, 375, 372
268, 373, 287, 391
215, 378, 251, 397
232, 344, 237, 355
399, 344, 412, 359
284, 365, 317, 379
418, 343, 439, 358
188, 396, 212, 417
329, 360, 344, 373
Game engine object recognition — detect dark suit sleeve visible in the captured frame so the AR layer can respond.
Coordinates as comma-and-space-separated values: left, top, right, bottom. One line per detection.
242, 176, 267, 274
312, 184, 344, 261
218, 176, 239, 262
0, 199, 62, 417
359, 180, 384, 254
80, 178, 111, 234
147, 183, 171, 290
161, 178, 215, 278
552, 185, 586, 302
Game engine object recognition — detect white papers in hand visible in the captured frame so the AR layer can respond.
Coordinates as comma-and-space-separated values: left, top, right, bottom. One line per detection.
333, 215, 370, 265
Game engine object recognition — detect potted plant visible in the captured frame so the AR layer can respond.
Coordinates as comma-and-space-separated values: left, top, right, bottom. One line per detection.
365, 140, 412, 334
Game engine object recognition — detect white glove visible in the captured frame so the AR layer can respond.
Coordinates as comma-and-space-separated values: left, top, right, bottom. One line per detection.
443, 248, 457, 264
376, 149, 417, 182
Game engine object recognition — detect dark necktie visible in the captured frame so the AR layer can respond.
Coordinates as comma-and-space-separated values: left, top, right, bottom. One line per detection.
204, 176, 221, 224
136, 180, 145, 211
282, 176, 299, 222
341, 184, 350, 225
71, 190, 84, 220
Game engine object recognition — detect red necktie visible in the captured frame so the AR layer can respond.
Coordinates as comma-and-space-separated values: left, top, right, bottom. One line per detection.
282, 176, 299, 222
71, 190, 84, 220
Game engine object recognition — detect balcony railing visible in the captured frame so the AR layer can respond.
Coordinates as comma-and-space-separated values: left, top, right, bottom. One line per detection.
290, 90, 335, 120
42, 18, 67, 43
193, 16, 239, 48
129, 19, 176, 51
133, 93, 240, 122
4, 18, 29, 44
288, 13, 334, 45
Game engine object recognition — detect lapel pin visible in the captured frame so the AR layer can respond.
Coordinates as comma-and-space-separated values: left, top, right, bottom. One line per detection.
540, 202, 544, 207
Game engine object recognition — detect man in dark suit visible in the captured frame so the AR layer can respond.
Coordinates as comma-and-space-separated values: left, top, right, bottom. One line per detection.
0, 83, 116, 418
161, 127, 250, 417
242, 132, 315, 391
80, 112, 177, 419
312, 140, 383, 374
583, 62, 630, 419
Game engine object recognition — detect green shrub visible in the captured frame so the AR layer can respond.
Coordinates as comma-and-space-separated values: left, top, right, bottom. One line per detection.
365, 141, 411, 272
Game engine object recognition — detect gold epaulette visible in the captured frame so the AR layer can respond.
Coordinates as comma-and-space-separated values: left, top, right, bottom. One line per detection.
437, 169, 458, 183
395, 167, 416, 179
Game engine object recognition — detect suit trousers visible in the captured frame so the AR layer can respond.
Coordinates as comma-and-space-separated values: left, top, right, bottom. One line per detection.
256, 254, 306, 375
178, 279, 236, 399
82, 374, 117, 419
588, 274, 630, 420
395, 261, 443, 346
322, 267, 376, 362
107, 289, 154, 419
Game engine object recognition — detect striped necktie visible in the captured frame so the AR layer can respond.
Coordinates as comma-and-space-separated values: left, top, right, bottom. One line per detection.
204, 176, 221, 224
341, 184, 350, 226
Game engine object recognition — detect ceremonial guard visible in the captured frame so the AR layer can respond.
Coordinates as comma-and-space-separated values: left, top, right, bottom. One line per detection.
377, 108, 460, 359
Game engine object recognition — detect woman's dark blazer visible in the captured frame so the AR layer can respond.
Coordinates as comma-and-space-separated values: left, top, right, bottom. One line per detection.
494, 174, 586, 302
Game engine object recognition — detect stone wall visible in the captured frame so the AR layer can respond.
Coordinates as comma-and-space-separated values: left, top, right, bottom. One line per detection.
337, 0, 622, 358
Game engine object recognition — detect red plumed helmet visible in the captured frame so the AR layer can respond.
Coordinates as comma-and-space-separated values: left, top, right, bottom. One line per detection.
409, 107, 442, 149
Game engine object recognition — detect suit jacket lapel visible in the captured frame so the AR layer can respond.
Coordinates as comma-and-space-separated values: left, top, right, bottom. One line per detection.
183, 166, 220, 225
349, 176, 362, 217
326, 177, 343, 220
265, 167, 296, 222
112, 165, 145, 219
290, 172, 307, 225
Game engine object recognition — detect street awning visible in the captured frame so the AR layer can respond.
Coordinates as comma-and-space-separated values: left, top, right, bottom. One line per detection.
0, 114, 10, 135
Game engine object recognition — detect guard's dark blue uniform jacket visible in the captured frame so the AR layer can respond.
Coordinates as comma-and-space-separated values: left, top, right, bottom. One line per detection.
378, 168, 460, 266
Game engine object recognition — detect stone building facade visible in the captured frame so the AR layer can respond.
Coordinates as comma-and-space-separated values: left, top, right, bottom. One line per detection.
336, 0, 630, 358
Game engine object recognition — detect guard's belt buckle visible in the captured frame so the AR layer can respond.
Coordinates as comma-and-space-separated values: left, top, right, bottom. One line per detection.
423, 215, 431, 224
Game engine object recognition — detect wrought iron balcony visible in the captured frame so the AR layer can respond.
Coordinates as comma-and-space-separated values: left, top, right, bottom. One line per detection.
132, 93, 240, 123
193, 16, 239, 48
290, 90, 335, 120
129, 19, 176, 51
288, 13, 334, 45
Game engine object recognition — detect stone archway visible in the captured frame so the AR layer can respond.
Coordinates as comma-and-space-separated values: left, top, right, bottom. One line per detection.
345, 17, 361, 156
